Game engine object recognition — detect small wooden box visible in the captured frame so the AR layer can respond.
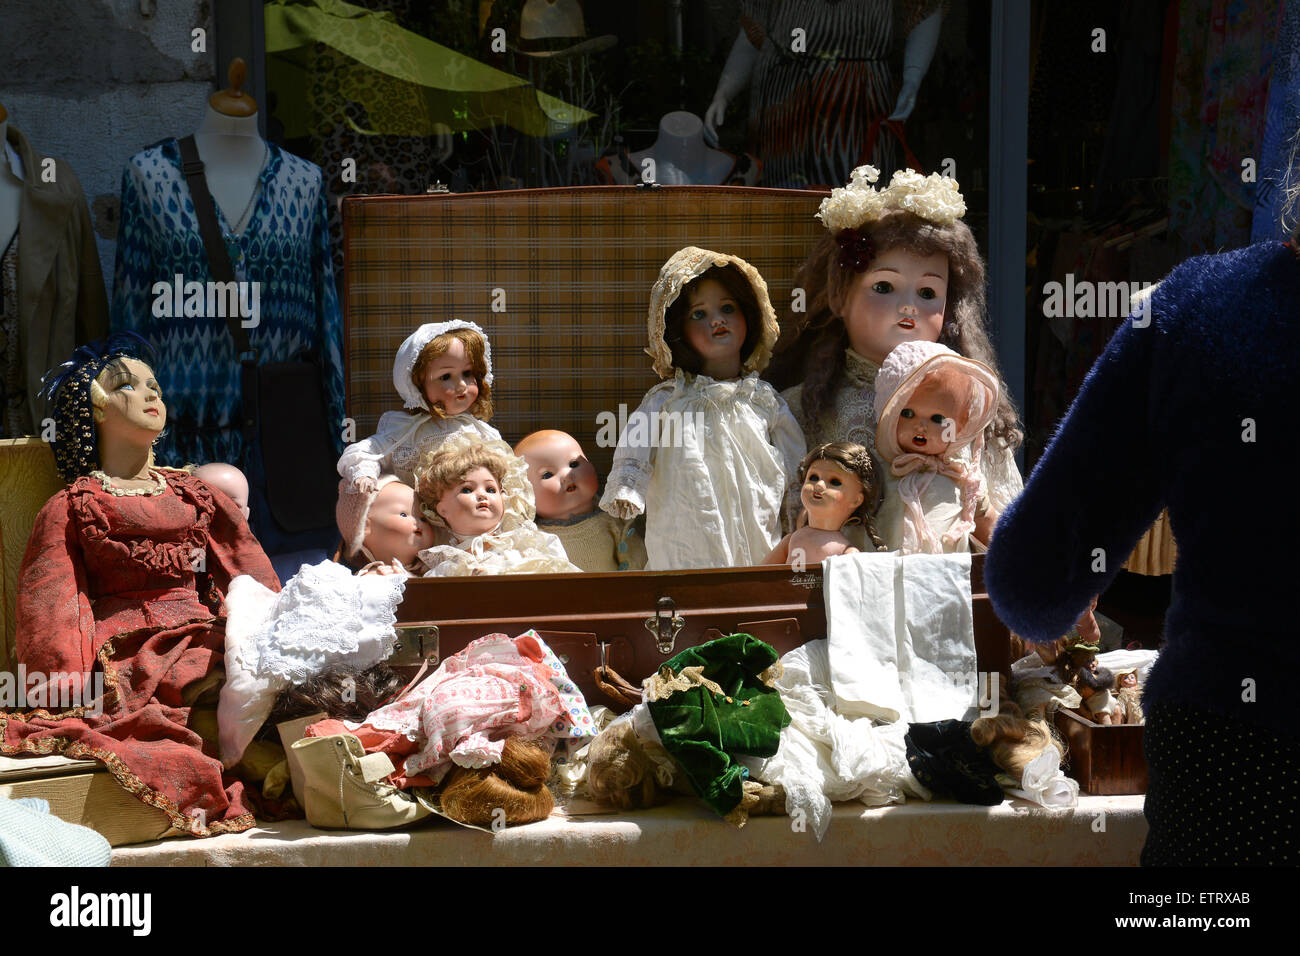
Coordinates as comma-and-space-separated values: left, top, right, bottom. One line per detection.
1053, 708, 1148, 795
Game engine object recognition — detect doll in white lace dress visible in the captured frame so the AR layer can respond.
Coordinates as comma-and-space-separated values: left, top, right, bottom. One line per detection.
337, 320, 501, 491
415, 432, 579, 576
599, 247, 806, 570
766, 167, 1024, 543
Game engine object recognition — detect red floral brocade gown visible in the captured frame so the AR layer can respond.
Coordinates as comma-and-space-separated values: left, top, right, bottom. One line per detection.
0, 469, 280, 836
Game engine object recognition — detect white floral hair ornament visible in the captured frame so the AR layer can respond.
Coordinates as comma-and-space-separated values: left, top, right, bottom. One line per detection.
816, 165, 968, 235
393, 320, 494, 412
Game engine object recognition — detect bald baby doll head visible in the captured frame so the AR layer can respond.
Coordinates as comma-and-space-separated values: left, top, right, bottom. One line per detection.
515, 430, 599, 521
194, 462, 251, 520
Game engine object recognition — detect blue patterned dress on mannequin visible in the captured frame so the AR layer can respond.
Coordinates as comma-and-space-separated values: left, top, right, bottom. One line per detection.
109, 139, 345, 471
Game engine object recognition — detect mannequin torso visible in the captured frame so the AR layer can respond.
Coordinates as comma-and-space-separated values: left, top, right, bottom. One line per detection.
192, 107, 267, 234
0, 120, 23, 253
629, 112, 735, 185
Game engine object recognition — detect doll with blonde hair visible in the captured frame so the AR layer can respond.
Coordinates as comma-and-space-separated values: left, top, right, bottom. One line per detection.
768, 167, 1024, 542
337, 321, 500, 491
414, 432, 578, 576
600, 247, 806, 570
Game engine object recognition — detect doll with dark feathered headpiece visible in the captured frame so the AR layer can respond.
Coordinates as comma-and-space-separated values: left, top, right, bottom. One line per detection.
0, 333, 280, 837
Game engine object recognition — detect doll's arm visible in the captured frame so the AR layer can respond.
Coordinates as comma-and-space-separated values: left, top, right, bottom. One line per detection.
761, 533, 792, 566
889, 9, 943, 121
336, 410, 411, 486
985, 313, 1162, 644
972, 504, 999, 548
207, 481, 281, 600
15, 494, 96, 698
599, 389, 671, 520
768, 393, 809, 532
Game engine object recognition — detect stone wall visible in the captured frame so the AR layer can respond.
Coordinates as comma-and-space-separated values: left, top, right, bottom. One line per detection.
0, 0, 216, 295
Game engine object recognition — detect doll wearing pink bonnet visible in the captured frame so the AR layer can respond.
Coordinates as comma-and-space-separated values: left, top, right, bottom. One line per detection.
874, 340, 1000, 553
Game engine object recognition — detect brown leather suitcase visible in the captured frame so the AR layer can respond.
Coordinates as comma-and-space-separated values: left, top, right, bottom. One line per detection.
342, 188, 1012, 710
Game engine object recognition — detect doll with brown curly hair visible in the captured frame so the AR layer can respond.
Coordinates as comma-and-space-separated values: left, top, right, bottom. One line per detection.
766, 167, 1024, 543
763, 441, 883, 566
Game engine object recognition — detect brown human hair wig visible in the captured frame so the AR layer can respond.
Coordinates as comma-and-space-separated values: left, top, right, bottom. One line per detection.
663, 264, 763, 375
267, 663, 404, 726
767, 212, 1022, 454
410, 328, 494, 421
438, 738, 554, 827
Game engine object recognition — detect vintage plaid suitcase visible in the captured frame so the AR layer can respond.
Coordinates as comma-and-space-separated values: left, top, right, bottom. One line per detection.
341, 186, 1013, 708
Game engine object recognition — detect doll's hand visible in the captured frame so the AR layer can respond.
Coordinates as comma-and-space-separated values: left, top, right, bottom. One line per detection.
703, 97, 729, 146
352, 476, 377, 495
608, 497, 643, 521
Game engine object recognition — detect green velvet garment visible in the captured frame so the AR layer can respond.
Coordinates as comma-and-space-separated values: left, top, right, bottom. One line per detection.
646, 634, 791, 818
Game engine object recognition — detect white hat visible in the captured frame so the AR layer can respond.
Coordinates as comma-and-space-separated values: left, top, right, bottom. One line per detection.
393, 320, 494, 411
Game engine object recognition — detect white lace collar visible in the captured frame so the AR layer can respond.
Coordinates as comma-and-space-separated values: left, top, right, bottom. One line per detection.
844, 348, 881, 389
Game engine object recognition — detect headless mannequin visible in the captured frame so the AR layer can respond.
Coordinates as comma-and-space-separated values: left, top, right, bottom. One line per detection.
191, 60, 267, 234
630, 112, 733, 185
0, 106, 23, 253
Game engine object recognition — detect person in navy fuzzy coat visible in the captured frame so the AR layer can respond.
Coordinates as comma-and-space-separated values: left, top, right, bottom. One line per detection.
985, 238, 1300, 866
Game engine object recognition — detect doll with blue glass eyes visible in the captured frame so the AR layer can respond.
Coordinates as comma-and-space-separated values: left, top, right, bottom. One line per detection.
873, 340, 1001, 553
599, 247, 805, 570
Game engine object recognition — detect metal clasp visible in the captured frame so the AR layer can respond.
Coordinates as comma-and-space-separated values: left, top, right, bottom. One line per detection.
644, 597, 685, 655
392, 624, 440, 665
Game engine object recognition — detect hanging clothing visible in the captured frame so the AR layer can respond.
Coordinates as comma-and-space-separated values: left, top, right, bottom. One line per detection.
1, 125, 109, 438
109, 138, 345, 468
0, 233, 23, 437
1253, 0, 1300, 241
0, 470, 280, 836
740, 0, 940, 188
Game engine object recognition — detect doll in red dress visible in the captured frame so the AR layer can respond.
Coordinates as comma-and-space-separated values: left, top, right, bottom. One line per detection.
0, 333, 280, 836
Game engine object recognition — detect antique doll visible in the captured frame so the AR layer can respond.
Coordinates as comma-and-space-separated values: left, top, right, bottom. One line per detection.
337, 320, 500, 490
414, 432, 579, 576
303, 630, 595, 826
599, 247, 806, 570
194, 462, 250, 521
873, 341, 1001, 553
1115, 669, 1144, 725
335, 475, 436, 575
516, 429, 647, 572
1, 333, 279, 837
763, 441, 883, 567
767, 166, 1024, 546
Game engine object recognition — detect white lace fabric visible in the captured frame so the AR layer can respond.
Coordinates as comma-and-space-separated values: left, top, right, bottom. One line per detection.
336, 410, 502, 487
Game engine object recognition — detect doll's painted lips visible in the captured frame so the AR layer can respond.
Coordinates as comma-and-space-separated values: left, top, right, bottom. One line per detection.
144, 408, 160, 416
912, 435, 926, 446
897, 318, 915, 329
712, 327, 731, 338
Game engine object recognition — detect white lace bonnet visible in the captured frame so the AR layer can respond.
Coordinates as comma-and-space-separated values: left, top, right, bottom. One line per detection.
645, 246, 780, 379
874, 341, 1000, 462
393, 320, 494, 411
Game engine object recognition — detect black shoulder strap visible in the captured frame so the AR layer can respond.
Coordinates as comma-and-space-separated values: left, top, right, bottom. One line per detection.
177, 135, 253, 356
178, 135, 259, 455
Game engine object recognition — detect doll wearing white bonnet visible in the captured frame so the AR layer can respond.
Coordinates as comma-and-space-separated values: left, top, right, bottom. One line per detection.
874, 340, 1000, 554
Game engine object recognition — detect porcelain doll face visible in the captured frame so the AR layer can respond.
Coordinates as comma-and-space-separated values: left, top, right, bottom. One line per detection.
366, 480, 435, 564
681, 278, 748, 377
421, 337, 479, 416
435, 465, 504, 537
194, 463, 250, 520
95, 357, 166, 446
519, 432, 598, 521
1118, 671, 1138, 689
801, 458, 866, 530
895, 375, 965, 457
842, 249, 948, 364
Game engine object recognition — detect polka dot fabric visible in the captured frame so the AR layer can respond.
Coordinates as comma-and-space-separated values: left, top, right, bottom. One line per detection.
1141, 702, 1299, 866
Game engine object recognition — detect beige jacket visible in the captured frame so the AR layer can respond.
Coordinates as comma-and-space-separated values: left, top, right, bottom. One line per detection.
5, 124, 109, 434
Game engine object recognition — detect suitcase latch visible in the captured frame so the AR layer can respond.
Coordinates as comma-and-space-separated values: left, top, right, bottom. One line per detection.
645, 597, 685, 655
392, 624, 440, 666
